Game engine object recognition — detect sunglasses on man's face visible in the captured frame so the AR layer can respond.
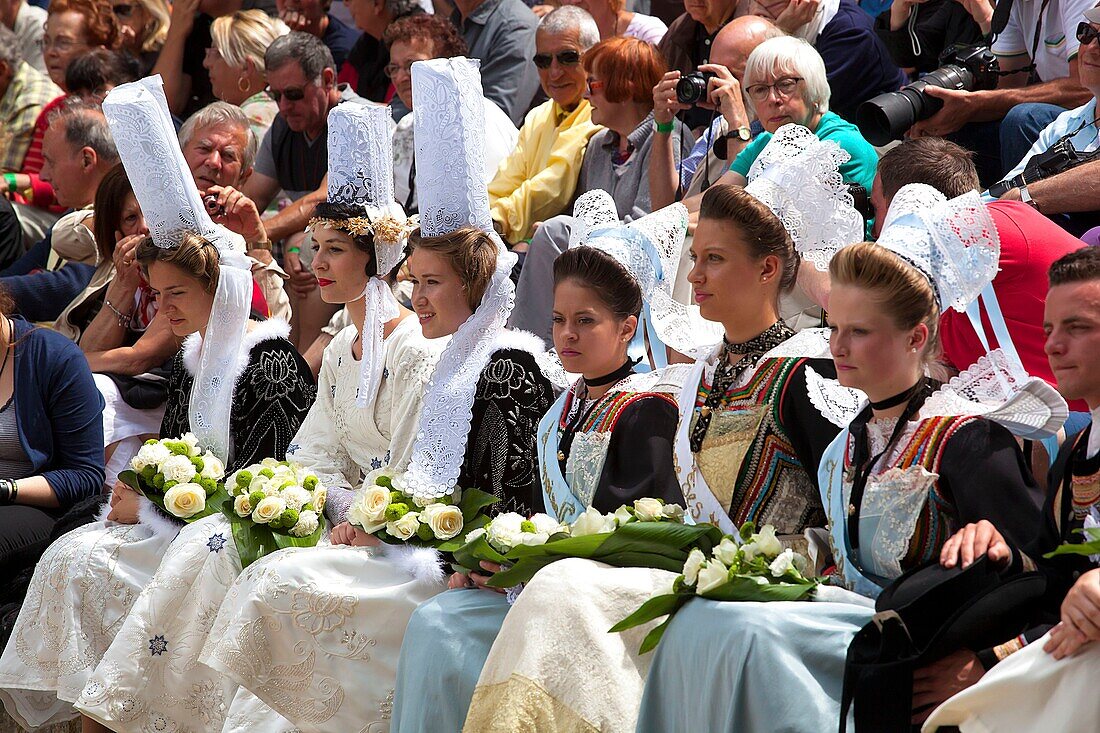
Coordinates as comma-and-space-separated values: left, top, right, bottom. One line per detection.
267, 85, 307, 103
112, 3, 134, 17
533, 49, 582, 69
1077, 21, 1100, 45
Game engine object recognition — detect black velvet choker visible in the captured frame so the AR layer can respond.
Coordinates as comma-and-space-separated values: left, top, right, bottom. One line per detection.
583, 358, 639, 387
869, 378, 926, 411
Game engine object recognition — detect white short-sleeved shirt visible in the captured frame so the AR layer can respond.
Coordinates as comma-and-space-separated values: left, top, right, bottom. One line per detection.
992, 0, 1096, 83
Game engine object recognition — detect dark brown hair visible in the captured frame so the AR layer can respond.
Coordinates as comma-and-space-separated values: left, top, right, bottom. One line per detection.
878, 138, 980, 200
383, 14, 468, 57
310, 201, 383, 277
1049, 246, 1100, 286
583, 36, 665, 105
553, 246, 642, 319
698, 183, 798, 293
92, 163, 135, 263
136, 232, 221, 293
409, 226, 496, 310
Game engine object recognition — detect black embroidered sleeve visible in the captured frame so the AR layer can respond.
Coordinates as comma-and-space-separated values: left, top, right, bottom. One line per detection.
462, 348, 555, 516
593, 395, 682, 512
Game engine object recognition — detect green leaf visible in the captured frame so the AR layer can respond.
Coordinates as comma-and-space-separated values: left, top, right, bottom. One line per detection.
271, 517, 325, 550
638, 617, 673, 655
437, 514, 490, 553
452, 533, 508, 573
117, 469, 146, 496
700, 575, 818, 602
456, 488, 499, 523
608, 592, 689, 633
1044, 540, 1100, 558
487, 555, 560, 587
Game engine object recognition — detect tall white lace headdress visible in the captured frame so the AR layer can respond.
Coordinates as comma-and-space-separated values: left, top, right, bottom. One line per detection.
103, 75, 251, 463
309, 103, 416, 408
743, 124, 864, 269
569, 190, 723, 363
403, 57, 519, 503
876, 183, 1000, 313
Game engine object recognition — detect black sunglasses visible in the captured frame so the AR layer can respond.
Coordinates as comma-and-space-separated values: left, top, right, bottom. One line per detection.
1077, 21, 1100, 45
533, 49, 582, 69
266, 85, 307, 103
112, 3, 134, 17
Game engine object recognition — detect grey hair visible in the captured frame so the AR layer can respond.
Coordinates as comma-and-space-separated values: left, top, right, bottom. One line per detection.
264, 31, 335, 81
178, 102, 259, 172
539, 6, 600, 50
742, 36, 830, 117
48, 99, 119, 163
0, 26, 20, 67
385, 0, 422, 18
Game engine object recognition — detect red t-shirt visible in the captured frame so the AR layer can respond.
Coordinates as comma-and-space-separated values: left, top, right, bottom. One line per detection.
939, 200, 1086, 409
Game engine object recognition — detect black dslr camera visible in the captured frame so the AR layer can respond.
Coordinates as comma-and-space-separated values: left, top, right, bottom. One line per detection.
987, 134, 1100, 198
676, 71, 717, 105
855, 45, 999, 146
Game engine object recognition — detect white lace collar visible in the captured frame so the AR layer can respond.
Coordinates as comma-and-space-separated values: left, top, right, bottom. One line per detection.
181, 318, 291, 377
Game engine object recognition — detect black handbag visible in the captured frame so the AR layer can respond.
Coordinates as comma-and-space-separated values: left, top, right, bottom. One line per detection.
839, 556, 1047, 732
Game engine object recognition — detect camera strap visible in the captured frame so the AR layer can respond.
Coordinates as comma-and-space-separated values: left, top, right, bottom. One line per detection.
989, 0, 1048, 84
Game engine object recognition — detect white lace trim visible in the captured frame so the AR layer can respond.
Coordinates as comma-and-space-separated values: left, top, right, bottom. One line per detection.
805, 365, 867, 428
762, 328, 833, 360
743, 124, 863, 270
877, 184, 1000, 312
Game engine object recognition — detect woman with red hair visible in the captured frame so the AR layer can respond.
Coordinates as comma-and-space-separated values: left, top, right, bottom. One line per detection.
6, 0, 120, 219
509, 35, 694, 343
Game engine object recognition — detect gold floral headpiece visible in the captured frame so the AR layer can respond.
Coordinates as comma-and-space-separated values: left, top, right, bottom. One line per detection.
309, 211, 419, 246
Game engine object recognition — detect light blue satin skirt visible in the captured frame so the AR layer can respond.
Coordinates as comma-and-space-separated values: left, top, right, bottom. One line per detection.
636, 599, 875, 733
392, 588, 510, 733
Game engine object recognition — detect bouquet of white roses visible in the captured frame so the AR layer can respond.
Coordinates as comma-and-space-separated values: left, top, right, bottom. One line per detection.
346, 469, 498, 552
221, 459, 327, 567
454, 499, 720, 588
611, 522, 820, 653
118, 433, 229, 521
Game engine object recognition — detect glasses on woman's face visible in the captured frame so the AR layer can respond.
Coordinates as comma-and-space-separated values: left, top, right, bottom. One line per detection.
745, 76, 803, 102
532, 49, 581, 69
1077, 21, 1100, 46
585, 77, 605, 94
112, 3, 135, 18
383, 59, 419, 78
41, 34, 80, 52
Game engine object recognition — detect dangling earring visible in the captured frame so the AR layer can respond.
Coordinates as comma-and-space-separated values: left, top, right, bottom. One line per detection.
238, 76, 252, 94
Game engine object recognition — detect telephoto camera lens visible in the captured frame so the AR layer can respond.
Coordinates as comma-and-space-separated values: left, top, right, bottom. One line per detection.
856, 65, 974, 146
676, 71, 716, 106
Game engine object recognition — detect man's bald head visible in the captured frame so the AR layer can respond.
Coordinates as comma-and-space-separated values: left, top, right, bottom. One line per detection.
710, 16, 784, 79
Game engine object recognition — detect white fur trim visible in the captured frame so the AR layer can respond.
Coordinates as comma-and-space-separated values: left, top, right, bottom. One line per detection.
492, 328, 548, 357
380, 543, 446, 585
94, 499, 112, 524
181, 318, 292, 376
136, 495, 184, 541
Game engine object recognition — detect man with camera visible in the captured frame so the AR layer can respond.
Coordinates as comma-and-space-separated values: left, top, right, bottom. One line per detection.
990, 7, 1100, 235
649, 15, 784, 210
657, 0, 740, 130
904, 0, 1093, 185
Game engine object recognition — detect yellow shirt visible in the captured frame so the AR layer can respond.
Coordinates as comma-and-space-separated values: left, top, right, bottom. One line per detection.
489, 99, 602, 242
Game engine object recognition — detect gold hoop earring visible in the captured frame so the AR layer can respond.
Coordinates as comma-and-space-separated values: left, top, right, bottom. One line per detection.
238, 77, 252, 94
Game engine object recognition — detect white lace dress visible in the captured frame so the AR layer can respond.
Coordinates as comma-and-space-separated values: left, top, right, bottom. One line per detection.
73, 319, 441, 733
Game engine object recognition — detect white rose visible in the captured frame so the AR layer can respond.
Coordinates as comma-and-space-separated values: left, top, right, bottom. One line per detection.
528, 513, 567, 536
163, 482, 206, 519
661, 503, 685, 521
131, 442, 171, 472
571, 507, 615, 537
233, 494, 253, 517
160, 454, 198, 484
769, 548, 798, 578
613, 505, 634, 527
516, 531, 552, 547
280, 486, 312, 512
633, 498, 664, 522
696, 559, 730, 595
181, 433, 201, 456
712, 538, 740, 567
682, 547, 707, 586
290, 509, 320, 537
260, 457, 280, 469
312, 485, 327, 513
349, 485, 391, 528
464, 527, 487, 543
387, 511, 421, 541
390, 473, 408, 494
364, 467, 394, 487
200, 451, 225, 480
751, 525, 784, 558
487, 513, 525, 551
421, 503, 464, 540
252, 496, 287, 524
248, 475, 270, 495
